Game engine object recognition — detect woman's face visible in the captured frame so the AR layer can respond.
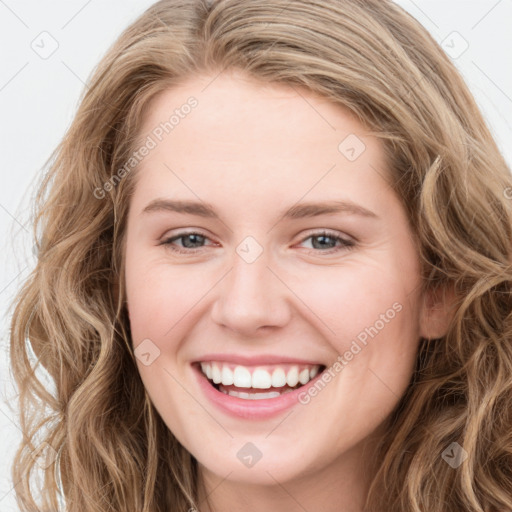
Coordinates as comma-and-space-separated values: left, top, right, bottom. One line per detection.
124, 70, 440, 487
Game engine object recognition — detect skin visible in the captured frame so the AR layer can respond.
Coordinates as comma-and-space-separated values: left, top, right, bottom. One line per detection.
124, 69, 454, 512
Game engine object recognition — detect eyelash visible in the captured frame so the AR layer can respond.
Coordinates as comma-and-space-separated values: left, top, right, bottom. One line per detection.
160, 230, 356, 255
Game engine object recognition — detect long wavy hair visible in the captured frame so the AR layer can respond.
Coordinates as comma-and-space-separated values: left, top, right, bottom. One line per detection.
8, 0, 512, 510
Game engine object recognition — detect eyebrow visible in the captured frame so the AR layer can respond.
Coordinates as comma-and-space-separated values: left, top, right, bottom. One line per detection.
141, 198, 379, 220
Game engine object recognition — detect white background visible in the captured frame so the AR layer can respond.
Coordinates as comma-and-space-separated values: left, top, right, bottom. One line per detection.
1, 1, 511, 510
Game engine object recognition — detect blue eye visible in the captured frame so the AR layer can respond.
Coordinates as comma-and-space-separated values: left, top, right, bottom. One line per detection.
160, 230, 356, 255
299, 231, 356, 253
161, 232, 211, 254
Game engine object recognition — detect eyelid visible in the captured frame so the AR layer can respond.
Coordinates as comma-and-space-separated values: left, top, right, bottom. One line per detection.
299, 227, 355, 243
295, 229, 356, 253
160, 228, 356, 255
160, 228, 215, 247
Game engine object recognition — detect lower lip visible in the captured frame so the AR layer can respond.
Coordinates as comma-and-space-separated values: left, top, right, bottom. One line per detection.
192, 364, 324, 420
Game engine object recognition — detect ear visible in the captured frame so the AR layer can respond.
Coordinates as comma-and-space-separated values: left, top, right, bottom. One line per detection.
419, 282, 458, 340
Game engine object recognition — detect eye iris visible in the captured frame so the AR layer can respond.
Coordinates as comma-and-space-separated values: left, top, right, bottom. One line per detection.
311, 234, 336, 250
181, 234, 205, 248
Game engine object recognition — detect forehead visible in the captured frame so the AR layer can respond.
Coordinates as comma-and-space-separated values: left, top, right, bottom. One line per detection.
138, 70, 376, 159
128, 71, 395, 222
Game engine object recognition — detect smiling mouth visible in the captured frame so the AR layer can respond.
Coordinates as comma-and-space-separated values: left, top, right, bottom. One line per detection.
196, 361, 327, 400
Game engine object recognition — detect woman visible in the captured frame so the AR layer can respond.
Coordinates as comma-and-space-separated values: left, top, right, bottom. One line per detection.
9, 0, 512, 511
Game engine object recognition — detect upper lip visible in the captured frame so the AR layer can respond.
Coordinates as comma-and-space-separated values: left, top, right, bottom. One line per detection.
192, 353, 325, 366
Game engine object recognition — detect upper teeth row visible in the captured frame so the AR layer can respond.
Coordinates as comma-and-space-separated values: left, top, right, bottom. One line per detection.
200, 362, 321, 389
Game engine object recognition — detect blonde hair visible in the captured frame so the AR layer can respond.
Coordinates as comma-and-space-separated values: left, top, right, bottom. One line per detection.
9, 0, 512, 511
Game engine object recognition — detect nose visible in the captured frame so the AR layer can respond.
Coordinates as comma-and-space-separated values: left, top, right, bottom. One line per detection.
210, 246, 292, 336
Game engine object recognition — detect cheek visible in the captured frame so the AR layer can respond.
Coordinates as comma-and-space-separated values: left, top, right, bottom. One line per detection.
294, 260, 422, 398
288, 260, 419, 342
125, 255, 206, 440
125, 253, 205, 342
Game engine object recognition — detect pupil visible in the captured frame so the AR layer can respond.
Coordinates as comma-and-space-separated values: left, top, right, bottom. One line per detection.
312, 235, 334, 249
183, 234, 203, 248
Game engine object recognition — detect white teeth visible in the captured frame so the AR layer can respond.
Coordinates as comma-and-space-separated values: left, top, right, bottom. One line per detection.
271, 368, 286, 388
252, 369, 272, 389
211, 363, 222, 384
220, 389, 287, 399
286, 366, 299, 387
299, 368, 310, 385
200, 362, 212, 380
233, 366, 252, 388
199, 362, 323, 390
221, 365, 234, 385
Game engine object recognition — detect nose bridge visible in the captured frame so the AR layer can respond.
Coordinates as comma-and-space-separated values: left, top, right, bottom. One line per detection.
210, 238, 290, 333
